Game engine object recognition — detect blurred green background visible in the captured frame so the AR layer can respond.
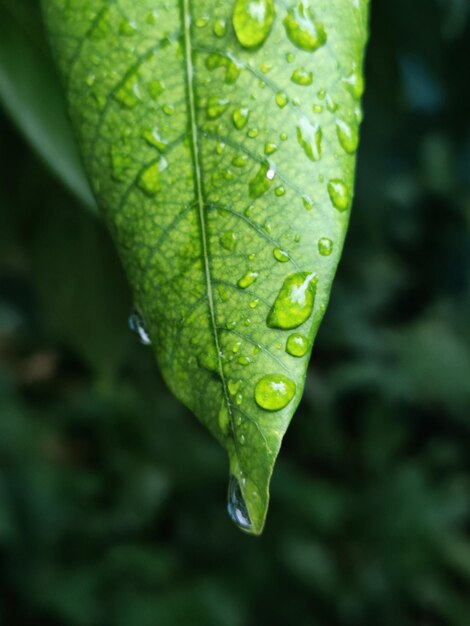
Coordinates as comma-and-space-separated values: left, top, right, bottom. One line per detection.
1, 1, 469, 624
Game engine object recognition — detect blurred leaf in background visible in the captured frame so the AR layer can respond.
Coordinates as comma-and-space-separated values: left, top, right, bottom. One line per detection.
0, 0, 469, 625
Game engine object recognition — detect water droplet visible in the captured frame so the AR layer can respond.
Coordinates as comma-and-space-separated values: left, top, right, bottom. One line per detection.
220, 231, 237, 251
138, 161, 162, 196
249, 161, 275, 198
114, 75, 141, 108
119, 18, 137, 35
228, 379, 241, 396
283, 2, 327, 52
267, 271, 317, 329
327, 179, 349, 212
286, 333, 308, 357
128, 311, 151, 345
286, 52, 295, 63
218, 403, 230, 435
273, 248, 290, 263
318, 237, 333, 256
255, 374, 296, 410
232, 154, 248, 167
264, 142, 278, 155
326, 94, 338, 112
195, 16, 209, 28
232, 106, 250, 130
232, 0, 276, 49
297, 116, 322, 161
218, 285, 229, 302
275, 91, 289, 108
249, 299, 259, 309
213, 18, 227, 37
207, 96, 229, 119
142, 128, 168, 152
238, 271, 258, 288
148, 80, 165, 99
216, 142, 226, 155
275, 186, 286, 197
227, 475, 252, 531
336, 119, 359, 154
260, 62, 272, 73
110, 145, 132, 182
205, 52, 243, 84
291, 68, 313, 86
343, 67, 364, 99
238, 356, 251, 366
312, 104, 323, 114
302, 195, 314, 211
232, 341, 241, 353
162, 103, 174, 116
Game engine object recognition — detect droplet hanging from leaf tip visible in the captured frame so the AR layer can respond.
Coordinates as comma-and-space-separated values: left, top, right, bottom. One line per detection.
227, 475, 253, 532
128, 311, 151, 346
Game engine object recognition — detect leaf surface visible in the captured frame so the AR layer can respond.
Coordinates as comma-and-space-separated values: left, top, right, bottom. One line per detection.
42, 0, 369, 534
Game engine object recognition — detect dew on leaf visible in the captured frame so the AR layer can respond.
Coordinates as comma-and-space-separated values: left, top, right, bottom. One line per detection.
162, 103, 174, 116
233, 106, 250, 129
138, 161, 162, 196
286, 333, 308, 357
207, 96, 229, 119
249, 161, 275, 198
227, 476, 253, 531
343, 67, 364, 99
205, 52, 242, 84
335, 119, 359, 154
275, 186, 286, 197
327, 179, 349, 212
114, 75, 141, 108
147, 79, 165, 99
283, 2, 327, 52
128, 311, 151, 345
239, 356, 251, 366
267, 271, 317, 329
247, 127, 259, 138
275, 91, 289, 108
218, 403, 230, 435
302, 195, 314, 211
142, 128, 168, 152
220, 231, 238, 251
238, 271, 258, 288
291, 68, 313, 86
232, 154, 248, 167
254, 374, 296, 410
273, 248, 290, 263
297, 116, 322, 161
232, 0, 275, 49
318, 237, 333, 256
213, 18, 227, 37
264, 142, 278, 155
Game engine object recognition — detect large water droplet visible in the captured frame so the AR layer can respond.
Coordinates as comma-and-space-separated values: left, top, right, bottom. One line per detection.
267, 271, 317, 329
286, 333, 308, 357
335, 119, 359, 154
249, 161, 275, 198
255, 374, 296, 410
128, 311, 151, 345
327, 179, 349, 212
297, 116, 322, 161
283, 2, 327, 52
232, 0, 275, 49
227, 475, 252, 531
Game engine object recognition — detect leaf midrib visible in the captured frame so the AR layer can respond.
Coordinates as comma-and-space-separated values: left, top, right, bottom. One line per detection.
181, 0, 234, 436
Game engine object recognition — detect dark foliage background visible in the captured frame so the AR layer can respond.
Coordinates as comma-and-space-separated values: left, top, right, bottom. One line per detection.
0, 1, 469, 624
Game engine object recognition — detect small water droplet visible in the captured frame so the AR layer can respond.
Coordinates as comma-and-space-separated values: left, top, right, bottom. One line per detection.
283, 2, 327, 52
138, 161, 162, 196
232, 106, 250, 130
326, 94, 338, 112
275, 90, 289, 108
260, 62, 272, 73
232, 0, 276, 49
114, 75, 141, 108
238, 271, 258, 288
142, 128, 168, 152
318, 237, 333, 256
207, 96, 229, 119
232, 154, 248, 167
286, 333, 308, 357
275, 185, 286, 197
213, 18, 227, 37
220, 231, 237, 251
218, 403, 230, 435
206, 52, 243, 84
249, 161, 275, 198
238, 356, 251, 366
267, 271, 317, 329
247, 127, 259, 138
327, 179, 349, 212
162, 103, 174, 116
291, 68, 313, 86
264, 142, 278, 155
119, 18, 137, 35
343, 67, 364, 99
335, 119, 359, 154
195, 16, 209, 28
128, 311, 151, 345
297, 116, 322, 161
228, 379, 241, 395
273, 248, 290, 262
227, 475, 252, 531
255, 374, 296, 410
148, 80, 165, 99
302, 195, 314, 211
249, 299, 259, 309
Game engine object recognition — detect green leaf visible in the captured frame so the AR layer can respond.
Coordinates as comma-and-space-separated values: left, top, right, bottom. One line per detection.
0, 0, 96, 211
41, 0, 369, 534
